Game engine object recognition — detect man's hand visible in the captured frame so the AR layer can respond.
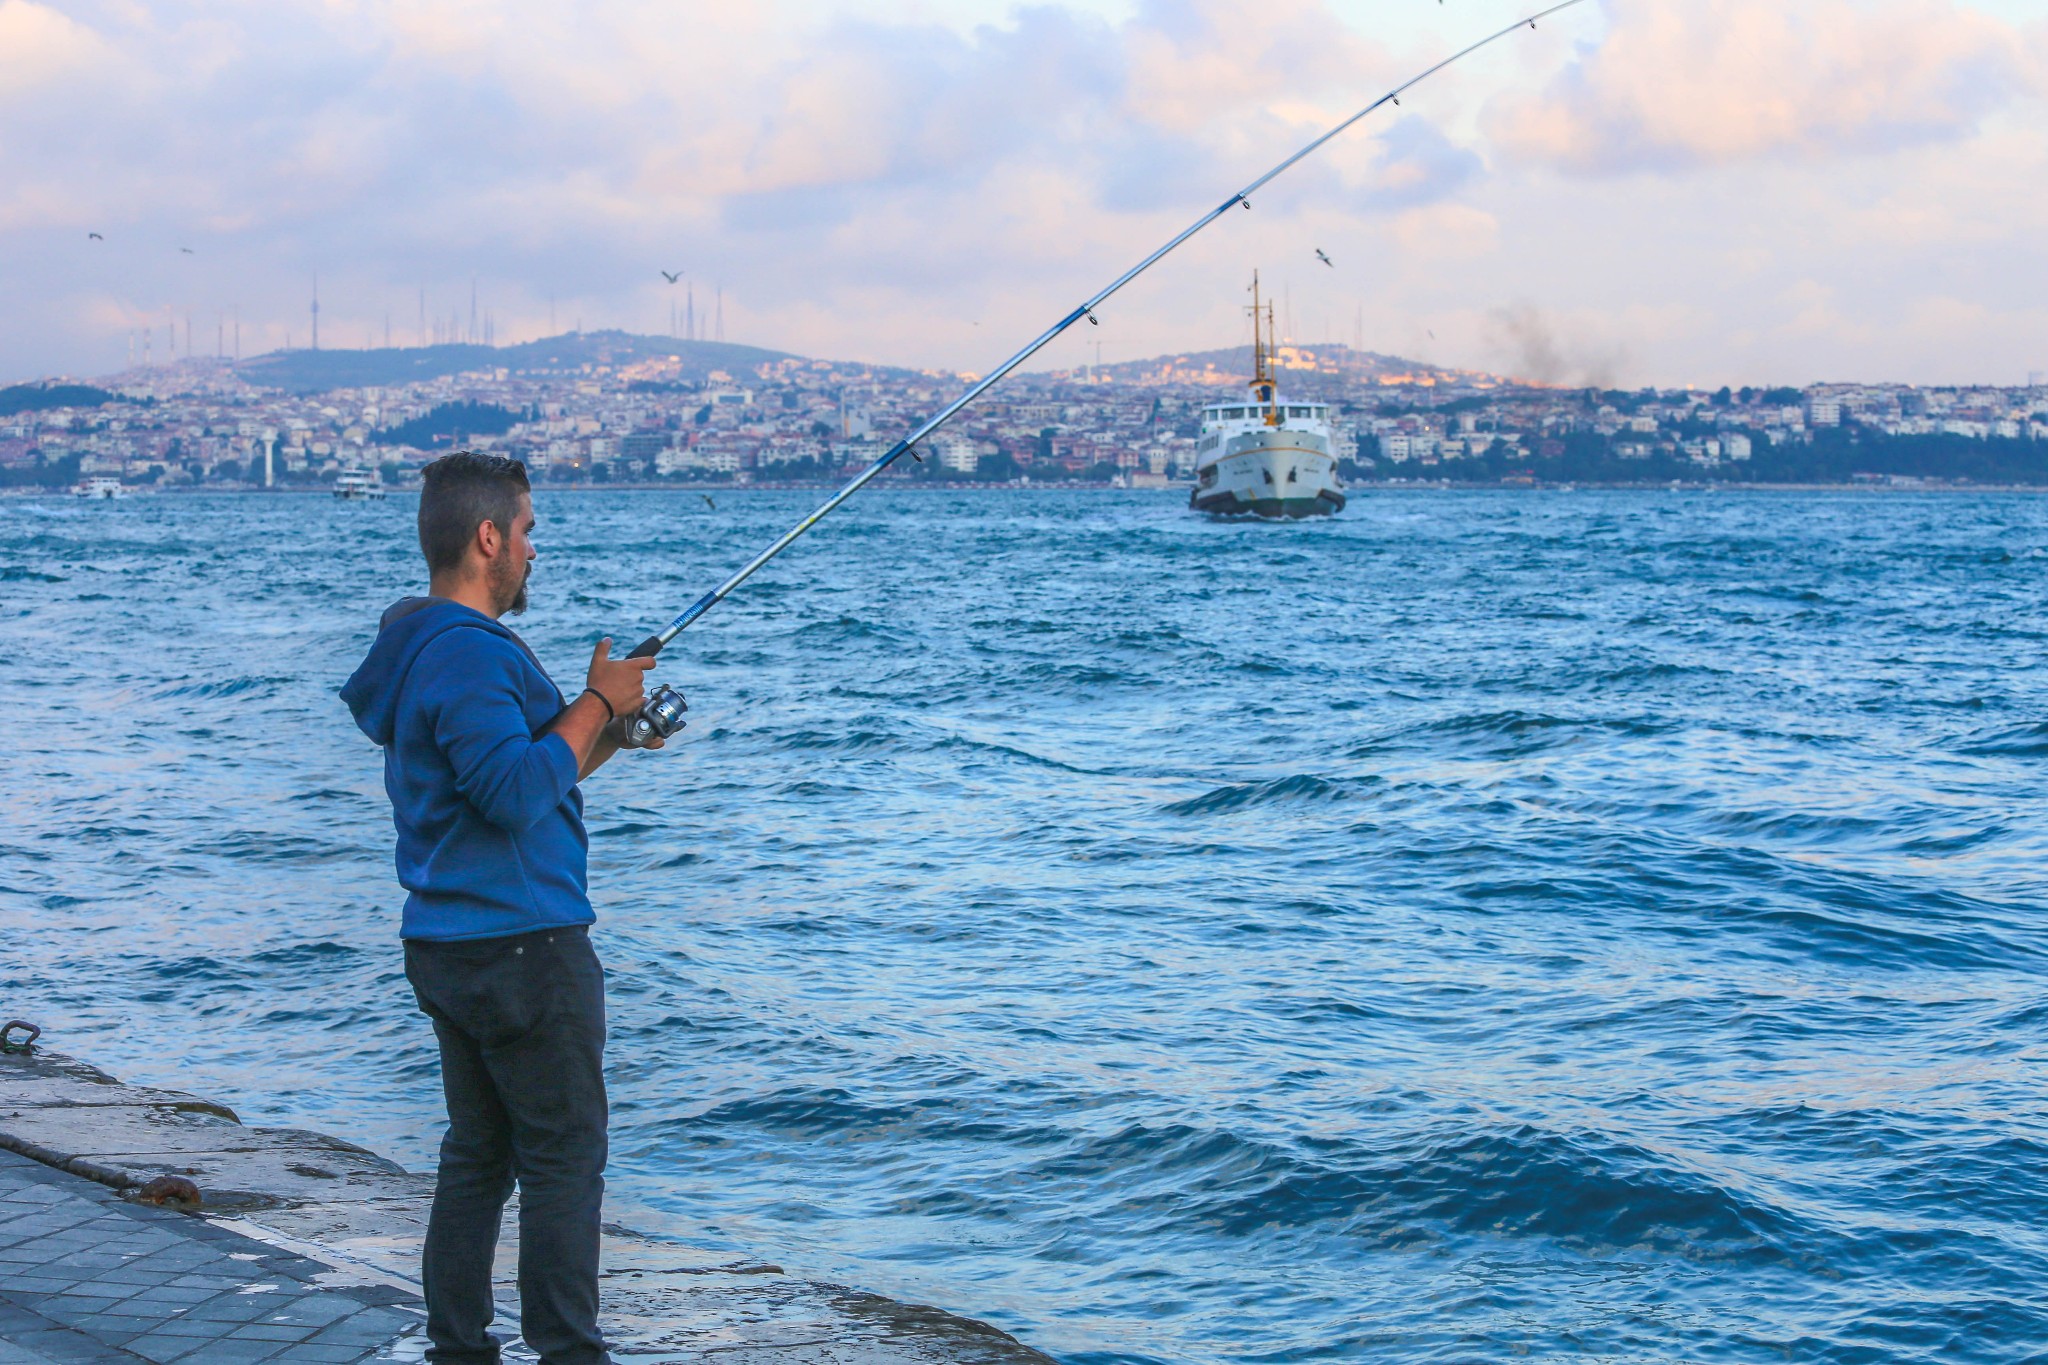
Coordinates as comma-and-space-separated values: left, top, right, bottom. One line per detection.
586, 638, 654, 718
605, 714, 665, 751
548, 638, 661, 780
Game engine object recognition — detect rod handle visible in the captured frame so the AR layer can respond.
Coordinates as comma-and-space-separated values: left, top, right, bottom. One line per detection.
623, 635, 664, 660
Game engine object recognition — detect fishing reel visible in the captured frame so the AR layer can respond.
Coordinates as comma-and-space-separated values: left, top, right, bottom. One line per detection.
621, 684, 689, 749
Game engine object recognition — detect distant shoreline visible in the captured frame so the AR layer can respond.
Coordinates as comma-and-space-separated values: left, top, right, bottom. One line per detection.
10, 481, 2048, 499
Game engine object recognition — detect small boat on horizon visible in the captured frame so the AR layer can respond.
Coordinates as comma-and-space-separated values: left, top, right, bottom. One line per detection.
333, 468, 387, 501
72, 476, 127, 500
1189, 273, 1344, 520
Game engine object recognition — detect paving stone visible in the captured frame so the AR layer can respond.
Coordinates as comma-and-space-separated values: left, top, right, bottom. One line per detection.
0, 1340, 66, 1364
183, 1341, 286, 1363
121, 1288, 214, 1311
271, 1345, 377, 1363
136, 1317, 218, 1341
306, 1310, 409, 1347
118, 1335, 205, 1364
260, 1298, 360, 1328
229, 1321, 318, 1343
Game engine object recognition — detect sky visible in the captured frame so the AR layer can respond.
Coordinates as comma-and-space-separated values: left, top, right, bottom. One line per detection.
1, 0, 2044, 389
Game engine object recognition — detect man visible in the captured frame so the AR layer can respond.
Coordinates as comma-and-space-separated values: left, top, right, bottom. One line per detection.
341, 451, 665, 1364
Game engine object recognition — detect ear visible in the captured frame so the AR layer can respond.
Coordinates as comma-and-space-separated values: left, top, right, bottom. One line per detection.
475, 517, 504, 561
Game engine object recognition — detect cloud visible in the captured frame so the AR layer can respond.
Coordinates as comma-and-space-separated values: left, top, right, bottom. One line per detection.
0, 0, 2043, 386
1352, 116, 1484, 211
1488, 0, 2042, 174
1390, 203, 1498, 260
0, 0, 116, 99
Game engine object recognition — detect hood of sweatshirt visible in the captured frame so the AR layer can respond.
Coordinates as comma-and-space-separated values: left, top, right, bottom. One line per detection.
340, 597, 525, 748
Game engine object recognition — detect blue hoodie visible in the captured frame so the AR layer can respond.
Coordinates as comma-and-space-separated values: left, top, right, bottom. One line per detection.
340, 597, 590, 941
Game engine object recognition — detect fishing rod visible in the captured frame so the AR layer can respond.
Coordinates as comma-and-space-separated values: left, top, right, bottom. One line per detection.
619, 0, 1590, 747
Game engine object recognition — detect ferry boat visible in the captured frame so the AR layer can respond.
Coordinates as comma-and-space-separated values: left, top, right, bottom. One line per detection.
1190, 274, 1344, 519
333, 468, 387, 501
72, 476, 127, 500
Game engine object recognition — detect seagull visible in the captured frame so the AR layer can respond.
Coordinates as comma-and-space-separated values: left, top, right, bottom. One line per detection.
700, 493, 716, 509
179, 247, 194, 254
661, 270, 681, 284
88, 232, 103, 241
1315, 248, 1334, 268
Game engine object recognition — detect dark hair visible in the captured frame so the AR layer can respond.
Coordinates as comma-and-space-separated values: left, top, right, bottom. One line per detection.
417, 451, 530, 573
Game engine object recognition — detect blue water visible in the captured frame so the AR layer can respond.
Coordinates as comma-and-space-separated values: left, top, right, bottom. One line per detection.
5, 489, 2048, 1363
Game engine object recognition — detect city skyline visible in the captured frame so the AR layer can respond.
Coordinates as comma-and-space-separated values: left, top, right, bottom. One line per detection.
2, 0, 2045, 389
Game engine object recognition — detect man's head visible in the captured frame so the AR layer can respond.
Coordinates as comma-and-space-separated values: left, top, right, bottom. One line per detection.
418, 451, 535, 617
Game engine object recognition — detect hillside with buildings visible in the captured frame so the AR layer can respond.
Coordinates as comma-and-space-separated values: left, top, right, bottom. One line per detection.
3, 333, 2045, 491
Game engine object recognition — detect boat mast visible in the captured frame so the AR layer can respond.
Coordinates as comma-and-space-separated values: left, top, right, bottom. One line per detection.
1249, 272, 1279, 424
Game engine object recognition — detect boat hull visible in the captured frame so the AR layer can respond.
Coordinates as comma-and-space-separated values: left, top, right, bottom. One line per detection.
1190, 489, 1345, 518
1190, 430, 1344, 519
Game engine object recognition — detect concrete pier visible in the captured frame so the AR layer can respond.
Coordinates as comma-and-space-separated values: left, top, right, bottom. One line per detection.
0, 1044, 1052, 1363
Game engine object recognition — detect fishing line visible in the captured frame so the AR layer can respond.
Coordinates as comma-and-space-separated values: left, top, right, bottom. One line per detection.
619, 0, 1591, 746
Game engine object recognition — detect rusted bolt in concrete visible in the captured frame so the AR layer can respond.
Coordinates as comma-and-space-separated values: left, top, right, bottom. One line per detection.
135, 1174, 203, 1208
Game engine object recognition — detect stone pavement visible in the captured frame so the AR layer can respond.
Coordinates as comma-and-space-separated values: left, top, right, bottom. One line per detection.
0, 1147, 422, 1363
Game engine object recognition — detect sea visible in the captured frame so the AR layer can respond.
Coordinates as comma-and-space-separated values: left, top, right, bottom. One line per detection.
4, 487, 2047, 1364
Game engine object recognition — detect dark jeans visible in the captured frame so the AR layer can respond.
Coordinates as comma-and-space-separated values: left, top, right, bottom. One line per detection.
404, 926, 610, 1365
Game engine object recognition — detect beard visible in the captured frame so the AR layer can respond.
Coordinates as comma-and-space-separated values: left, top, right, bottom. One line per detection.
492, 555, 532, 617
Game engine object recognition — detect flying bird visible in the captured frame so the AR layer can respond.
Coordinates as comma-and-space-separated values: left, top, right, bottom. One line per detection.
1315, 248, 1334, 268
88, 232, 103, 241
661, 270, 681, 284
179, 247, 194, 254
700, 493, 716, 510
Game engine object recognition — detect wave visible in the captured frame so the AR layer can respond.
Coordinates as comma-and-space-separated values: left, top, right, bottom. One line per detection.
776, 728, 899, 754
1162, 774, 1352, 816
1348, 710, 1672, 760
180, 832, 371, 864
794, 615, 912, 645
149, 675, 293, 700
1956, 721, 2048, 757
1036, 1121, 1802, 1263
247, 940, 360, 966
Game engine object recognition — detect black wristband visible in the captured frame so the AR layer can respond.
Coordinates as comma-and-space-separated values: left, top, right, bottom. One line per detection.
581, 688, 616, 722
